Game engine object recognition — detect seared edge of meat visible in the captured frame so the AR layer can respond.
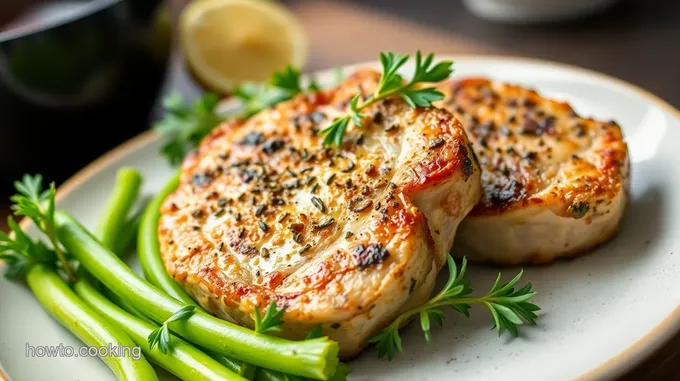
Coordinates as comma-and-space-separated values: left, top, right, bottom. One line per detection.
435, 77, 630, 264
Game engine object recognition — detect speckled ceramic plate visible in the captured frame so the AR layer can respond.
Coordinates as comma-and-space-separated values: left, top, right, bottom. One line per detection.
1, 56, 680, 381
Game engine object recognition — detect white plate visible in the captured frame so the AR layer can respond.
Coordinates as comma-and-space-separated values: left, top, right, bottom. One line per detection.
1, 56, 679, 381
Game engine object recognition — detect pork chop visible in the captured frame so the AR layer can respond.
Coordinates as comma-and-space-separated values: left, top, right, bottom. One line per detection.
158, 69, 482, 358
435, 78, 630, 265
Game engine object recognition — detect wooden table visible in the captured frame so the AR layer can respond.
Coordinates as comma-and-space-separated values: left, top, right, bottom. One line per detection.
2, 0, 679, 379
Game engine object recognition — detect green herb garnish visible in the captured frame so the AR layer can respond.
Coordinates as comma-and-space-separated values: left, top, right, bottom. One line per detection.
368, 254, 539, 360
147, 305, 196, 354
253, 301, 286, 334
8, 174, 74, 281
153, 92, 221, 166
0, 217, 56, 279
154, 65, 320, 166
319, 51, 453, 147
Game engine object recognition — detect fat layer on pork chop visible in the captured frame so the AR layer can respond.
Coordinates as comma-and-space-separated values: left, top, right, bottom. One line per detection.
158, 69, 482, 358
435, 77, 630, 265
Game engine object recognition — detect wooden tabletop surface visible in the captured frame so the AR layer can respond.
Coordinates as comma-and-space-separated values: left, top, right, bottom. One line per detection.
2, 0, 680, 379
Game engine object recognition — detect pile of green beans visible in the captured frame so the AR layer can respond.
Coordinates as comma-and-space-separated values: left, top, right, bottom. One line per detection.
9, 167, 343, 381
25, 264, 158, 381
52, 168, 340, 380
73, 270, 246, 381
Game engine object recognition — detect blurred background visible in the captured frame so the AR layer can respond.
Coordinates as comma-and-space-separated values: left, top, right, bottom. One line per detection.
1, 0, 678, 193
0, 0, 679, 379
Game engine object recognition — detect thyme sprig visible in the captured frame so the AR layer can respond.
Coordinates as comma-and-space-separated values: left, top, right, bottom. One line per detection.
368, 255, 540, 360
319, 51, 453, 147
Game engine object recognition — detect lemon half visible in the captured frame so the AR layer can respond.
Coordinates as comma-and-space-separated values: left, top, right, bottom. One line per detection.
180, 0, 308, 94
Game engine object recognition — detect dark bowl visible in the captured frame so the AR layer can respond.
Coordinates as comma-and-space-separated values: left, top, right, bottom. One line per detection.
0, 0, 171, 192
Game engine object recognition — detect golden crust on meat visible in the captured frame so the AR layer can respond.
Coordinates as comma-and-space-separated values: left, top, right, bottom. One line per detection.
436, 77, 629, 221
434, 77, 630, 265
158, 69, 481, 357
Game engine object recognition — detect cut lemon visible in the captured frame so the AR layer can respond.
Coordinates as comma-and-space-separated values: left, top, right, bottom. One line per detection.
180, 0, 308, 94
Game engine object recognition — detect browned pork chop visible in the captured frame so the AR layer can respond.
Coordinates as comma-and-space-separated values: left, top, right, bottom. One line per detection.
158, 69, 482, 358
435, 78, 630, 265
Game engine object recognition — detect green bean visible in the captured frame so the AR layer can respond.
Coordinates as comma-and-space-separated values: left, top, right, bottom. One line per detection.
94, 167, 148, 319
137, 174, 254, 376
137, 171, 196, 304
209, 350, 248, 375
114, 208, 144, 256
25, 264, 158, 381
55, 210, 339, 380
96, 167, 143, 252
74, 272, 246, 381
255, 362, 351, 381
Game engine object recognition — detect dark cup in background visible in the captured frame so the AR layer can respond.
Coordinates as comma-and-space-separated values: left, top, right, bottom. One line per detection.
0, 0, 171, 192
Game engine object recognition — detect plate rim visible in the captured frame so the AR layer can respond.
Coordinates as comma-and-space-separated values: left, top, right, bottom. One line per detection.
1, 54, 679, 381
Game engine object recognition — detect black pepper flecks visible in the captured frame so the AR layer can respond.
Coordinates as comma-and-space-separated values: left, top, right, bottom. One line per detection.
311, 196, 326, 213
262, 138, 284, 155
277, 212, 290, 223
353, 243, 389, 268
429, 138, 445, 149
570, 201, 590, 219
239, 132, 264, 146
459, 143, 474, 180
314, 218, 335, 230
192, 173, 212, 187
341, 161, 355, 173
349, 196, 372, 213
489, 180, 524, 204
255, 205, 266, 217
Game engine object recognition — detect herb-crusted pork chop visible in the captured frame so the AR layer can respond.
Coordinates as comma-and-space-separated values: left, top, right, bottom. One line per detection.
158, 69, 482, 358
435, 78, 630, 265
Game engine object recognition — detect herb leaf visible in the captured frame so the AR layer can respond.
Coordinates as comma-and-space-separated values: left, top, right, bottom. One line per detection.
147, 305, 196, 354
155, 66, 324, 166
411, 51, 453, 83
270, 66, 303, 94
320, 116, 351, 148
9, 174, 74, 282
153, 92, 222, 166
253, 301, 286, 334
0, 216, 56, 279
319, 51, 453, 147
305, 325, 324, 340
368, 254, 539, 360
400, 88, 445, 108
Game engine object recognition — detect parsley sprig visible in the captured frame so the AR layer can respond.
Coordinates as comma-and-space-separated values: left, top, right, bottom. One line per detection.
320, 51, 453, 147
368, 255, 539, 360
154, 65, 327, 166
147, 305, 196, 354
0, 217, 56, 279
153, 92, 222, 166
6, 175, 75, 282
